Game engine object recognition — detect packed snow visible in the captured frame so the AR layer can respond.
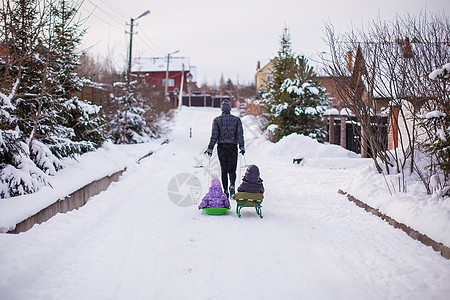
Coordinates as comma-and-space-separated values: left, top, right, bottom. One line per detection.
0, 141, 161, 232
342, 165, 450, 247
0, 106, 449, 299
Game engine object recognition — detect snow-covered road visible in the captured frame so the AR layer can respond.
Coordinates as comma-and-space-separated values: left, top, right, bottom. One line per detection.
1, 107, 449, 300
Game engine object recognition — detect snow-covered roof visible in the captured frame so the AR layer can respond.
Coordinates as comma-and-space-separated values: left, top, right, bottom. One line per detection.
132, 57, 190, 73
324, 108, 339, 116
425, 111, 446, 119
340, 108, 355, 116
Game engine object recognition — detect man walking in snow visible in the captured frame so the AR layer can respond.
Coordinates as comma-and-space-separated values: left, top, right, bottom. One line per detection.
205, 99, 245, 198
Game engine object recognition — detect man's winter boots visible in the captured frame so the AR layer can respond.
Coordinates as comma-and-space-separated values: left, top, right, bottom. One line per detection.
229, 185, 235, 198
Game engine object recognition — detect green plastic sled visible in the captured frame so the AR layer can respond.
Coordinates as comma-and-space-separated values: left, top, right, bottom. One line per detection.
202, 207, 231, 215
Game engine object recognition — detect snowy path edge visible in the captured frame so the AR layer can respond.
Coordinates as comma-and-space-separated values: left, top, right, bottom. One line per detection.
338, 189, 450, 260
8, 169, 126, 234
0, 140, 160, 233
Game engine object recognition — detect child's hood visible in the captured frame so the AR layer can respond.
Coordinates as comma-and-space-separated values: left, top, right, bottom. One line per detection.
209, 179, 222, 191
211, 179, 221, 187
244, 165, 262, 182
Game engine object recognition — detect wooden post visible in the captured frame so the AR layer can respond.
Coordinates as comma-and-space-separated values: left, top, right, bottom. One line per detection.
323, 115, 329, 142
389, 107, 400, 150
329, 115, 335, 144
361, 126, 368, 158
340, 116, 347, 148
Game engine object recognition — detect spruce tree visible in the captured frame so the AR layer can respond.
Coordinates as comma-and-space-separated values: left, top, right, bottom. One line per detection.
424, 64, 450, 184
109, 80, 154, 144
263, 27, 328, 142
0, 0, 106, 198
0, 0, 51, 197
44, 0, 105, 157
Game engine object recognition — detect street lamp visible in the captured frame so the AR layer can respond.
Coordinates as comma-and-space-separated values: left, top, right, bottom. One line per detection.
164, 49, 180, 100
121, 10, 150, 144
127, 10, 150, 87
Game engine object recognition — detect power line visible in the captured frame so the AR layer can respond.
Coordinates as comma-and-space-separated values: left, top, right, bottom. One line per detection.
97, 0, 129, 20
79, 1, 165, 60
79, 6, 123, 31
138, 30, 165, 55
85, 0, 126, 28
134, 37, 160, 56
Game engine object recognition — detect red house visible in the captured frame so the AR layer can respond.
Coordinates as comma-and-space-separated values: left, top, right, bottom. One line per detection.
131, 56, 191, 94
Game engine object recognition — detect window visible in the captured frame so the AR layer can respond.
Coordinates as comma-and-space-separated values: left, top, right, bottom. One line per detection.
162, 78, 175, 87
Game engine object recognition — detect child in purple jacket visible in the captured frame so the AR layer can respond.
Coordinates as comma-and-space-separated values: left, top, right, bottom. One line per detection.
237, 165, 264, 194
198, 179, 231, 209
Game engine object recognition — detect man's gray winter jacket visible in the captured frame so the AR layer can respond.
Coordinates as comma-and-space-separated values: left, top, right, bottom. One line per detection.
207, 112, 245, 152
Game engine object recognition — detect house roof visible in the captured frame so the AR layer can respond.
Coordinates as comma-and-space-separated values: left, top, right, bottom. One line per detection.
132, 57, 190, 73
317, 76, 346, 103
256, 59, 274, 75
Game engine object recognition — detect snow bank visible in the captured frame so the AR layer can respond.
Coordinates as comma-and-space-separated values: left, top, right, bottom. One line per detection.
254, 115, 450, 249
342, 165, 450, 247
269, 133, 359, 159
0, 141, 162, 232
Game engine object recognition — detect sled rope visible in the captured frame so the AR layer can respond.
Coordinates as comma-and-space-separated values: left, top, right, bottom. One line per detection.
239, 153, 242, 186
239, 153, 247, 186
208, 155, 211, 189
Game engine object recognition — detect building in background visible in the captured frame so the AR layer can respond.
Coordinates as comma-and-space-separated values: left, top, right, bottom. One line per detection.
253, 56, 388, 157
255, 60, 274, 95
131, 56, 192, 94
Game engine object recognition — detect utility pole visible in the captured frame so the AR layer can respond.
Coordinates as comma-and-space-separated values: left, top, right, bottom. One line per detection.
178, 63, 185, 110
236, 74, 240, 107
120, 10, 150, 143
165, 50, 180, 101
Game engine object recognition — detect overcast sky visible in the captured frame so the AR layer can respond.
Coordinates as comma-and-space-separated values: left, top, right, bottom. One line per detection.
78, 0, 447, 85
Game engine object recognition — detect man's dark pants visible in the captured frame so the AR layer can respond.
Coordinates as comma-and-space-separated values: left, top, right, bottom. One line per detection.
217, 143, 237, 193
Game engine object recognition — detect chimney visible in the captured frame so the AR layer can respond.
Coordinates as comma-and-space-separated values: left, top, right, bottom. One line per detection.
402, 37, 413, 58
346, 51, 353, 72
256, 60, 261, 71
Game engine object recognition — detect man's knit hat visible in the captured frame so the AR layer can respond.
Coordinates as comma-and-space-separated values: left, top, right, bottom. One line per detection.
221, 99, 231, 112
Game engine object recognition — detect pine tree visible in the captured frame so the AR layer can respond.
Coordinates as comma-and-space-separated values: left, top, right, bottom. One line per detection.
0, 0, 51, 197
424, 64, 450, 184
226, 78, 234, 93
0, 0, 106, 198
422, 114, 450, 182
219, 74, 226, 94
44, 0, 105, 157
109, 81, 154, 144
263, 27, 328, 142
